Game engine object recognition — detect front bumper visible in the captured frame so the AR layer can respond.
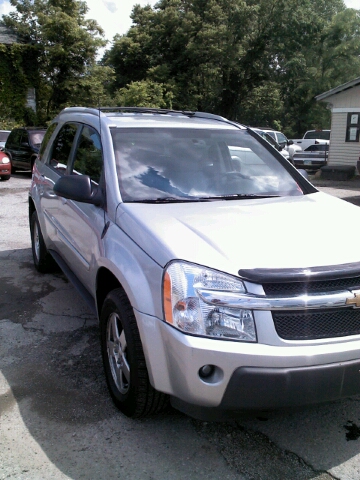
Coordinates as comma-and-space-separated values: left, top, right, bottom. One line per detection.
0, 165, 11, 176
221, 359, 360, 409
293, 160, 327, 170
135, 310, 360, 415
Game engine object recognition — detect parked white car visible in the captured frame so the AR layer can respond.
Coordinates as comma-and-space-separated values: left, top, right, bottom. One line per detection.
29, 107, 360, 420
250, 128, 291, 161
255, 127, 302, 160
291, 130, 331, 151
293, 144, 329, 171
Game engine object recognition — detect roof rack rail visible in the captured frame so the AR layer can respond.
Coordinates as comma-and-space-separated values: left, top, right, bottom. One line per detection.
99, 106, 240, 126
99, 106, 195, 116
61, 106, 244, 128
62, 106, 102, 116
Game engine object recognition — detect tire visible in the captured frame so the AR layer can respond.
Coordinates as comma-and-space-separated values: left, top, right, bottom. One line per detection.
9, 158, 16, 173
30, 211, 57, 273
100, 288, 168, 418
0, 175, 10, 181
30, 156, 37, 173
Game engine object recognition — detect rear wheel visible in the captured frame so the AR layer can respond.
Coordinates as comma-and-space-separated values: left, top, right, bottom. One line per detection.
100, 288, 168, 418
30, 211, 57, 273
0, 175, 10, 181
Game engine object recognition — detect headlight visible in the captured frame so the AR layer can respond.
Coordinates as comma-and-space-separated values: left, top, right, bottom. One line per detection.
163, 261, 257, 342
0, 156, 10, 164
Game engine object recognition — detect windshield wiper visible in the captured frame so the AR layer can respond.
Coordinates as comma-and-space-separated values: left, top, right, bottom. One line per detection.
195, 194, 280, 201
221, 194, 280, 200
127, 194, 280, 203
127, 196, 205, 203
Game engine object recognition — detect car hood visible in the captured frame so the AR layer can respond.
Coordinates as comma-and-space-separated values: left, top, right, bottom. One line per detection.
116, 192, 360, 276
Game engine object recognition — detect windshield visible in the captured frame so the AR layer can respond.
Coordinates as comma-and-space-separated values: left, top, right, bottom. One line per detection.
0, 131, 9, 142
111, 128, 303, 202
29, 130, 45, 146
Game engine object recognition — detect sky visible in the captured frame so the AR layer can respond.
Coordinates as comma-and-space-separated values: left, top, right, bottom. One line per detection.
0, 0, 359, 49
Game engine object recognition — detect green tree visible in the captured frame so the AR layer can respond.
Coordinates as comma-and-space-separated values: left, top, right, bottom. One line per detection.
274, 3, 360, 135
104, 0, 360, 133
115, 80, 173, 108
0, 40, 40, 126
3, 0, 106, 121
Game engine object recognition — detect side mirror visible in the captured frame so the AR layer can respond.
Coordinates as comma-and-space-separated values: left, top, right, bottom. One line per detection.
54, 174, 104, 206
287, 140, 293, 145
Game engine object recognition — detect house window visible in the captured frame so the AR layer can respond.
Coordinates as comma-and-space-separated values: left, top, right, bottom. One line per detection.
346, 113, 360, 142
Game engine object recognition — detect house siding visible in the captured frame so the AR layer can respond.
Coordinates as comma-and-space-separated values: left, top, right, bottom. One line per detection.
328, 113, 359, 167
318, 83, 360, 172
326, 86, 360, 109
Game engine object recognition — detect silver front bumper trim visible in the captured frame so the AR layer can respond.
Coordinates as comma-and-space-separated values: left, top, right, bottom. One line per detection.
197, 288, 360, 311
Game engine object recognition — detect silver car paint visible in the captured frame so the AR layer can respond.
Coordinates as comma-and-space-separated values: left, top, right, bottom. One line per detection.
136, 310, 360, 407
29, 107, 360, 410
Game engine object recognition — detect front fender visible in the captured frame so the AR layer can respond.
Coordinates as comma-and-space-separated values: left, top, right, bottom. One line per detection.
100, 223, 164, 318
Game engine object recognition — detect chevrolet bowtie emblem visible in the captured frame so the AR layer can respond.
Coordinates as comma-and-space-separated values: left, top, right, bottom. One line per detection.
346, 291, 360, 308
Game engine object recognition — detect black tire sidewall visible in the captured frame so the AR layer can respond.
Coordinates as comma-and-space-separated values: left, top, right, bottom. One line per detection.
100, 290, 144, 417
30, 211, 53, 273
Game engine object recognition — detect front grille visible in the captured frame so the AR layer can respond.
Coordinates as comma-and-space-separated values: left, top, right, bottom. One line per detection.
273, 308, 360, 340
263, 276, 360, 296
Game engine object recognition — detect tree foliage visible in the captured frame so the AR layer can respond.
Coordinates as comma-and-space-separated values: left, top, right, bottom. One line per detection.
104, 0, 360, 135
2, 0, 108, 122
0, 41, 40, 126
115, 80, 174, 108
2, 0, 360, 135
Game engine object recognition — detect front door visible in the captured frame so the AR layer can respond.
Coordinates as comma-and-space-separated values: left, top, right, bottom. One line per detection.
40, 123, 106, 294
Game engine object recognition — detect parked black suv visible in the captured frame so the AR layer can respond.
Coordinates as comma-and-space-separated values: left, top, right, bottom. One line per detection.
5, 127, 46, 172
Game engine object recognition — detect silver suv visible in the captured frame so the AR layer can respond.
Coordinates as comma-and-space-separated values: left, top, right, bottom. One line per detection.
29, 107, 360, 419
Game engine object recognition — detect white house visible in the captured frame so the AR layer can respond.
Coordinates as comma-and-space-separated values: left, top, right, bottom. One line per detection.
316, 77, 360, 175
